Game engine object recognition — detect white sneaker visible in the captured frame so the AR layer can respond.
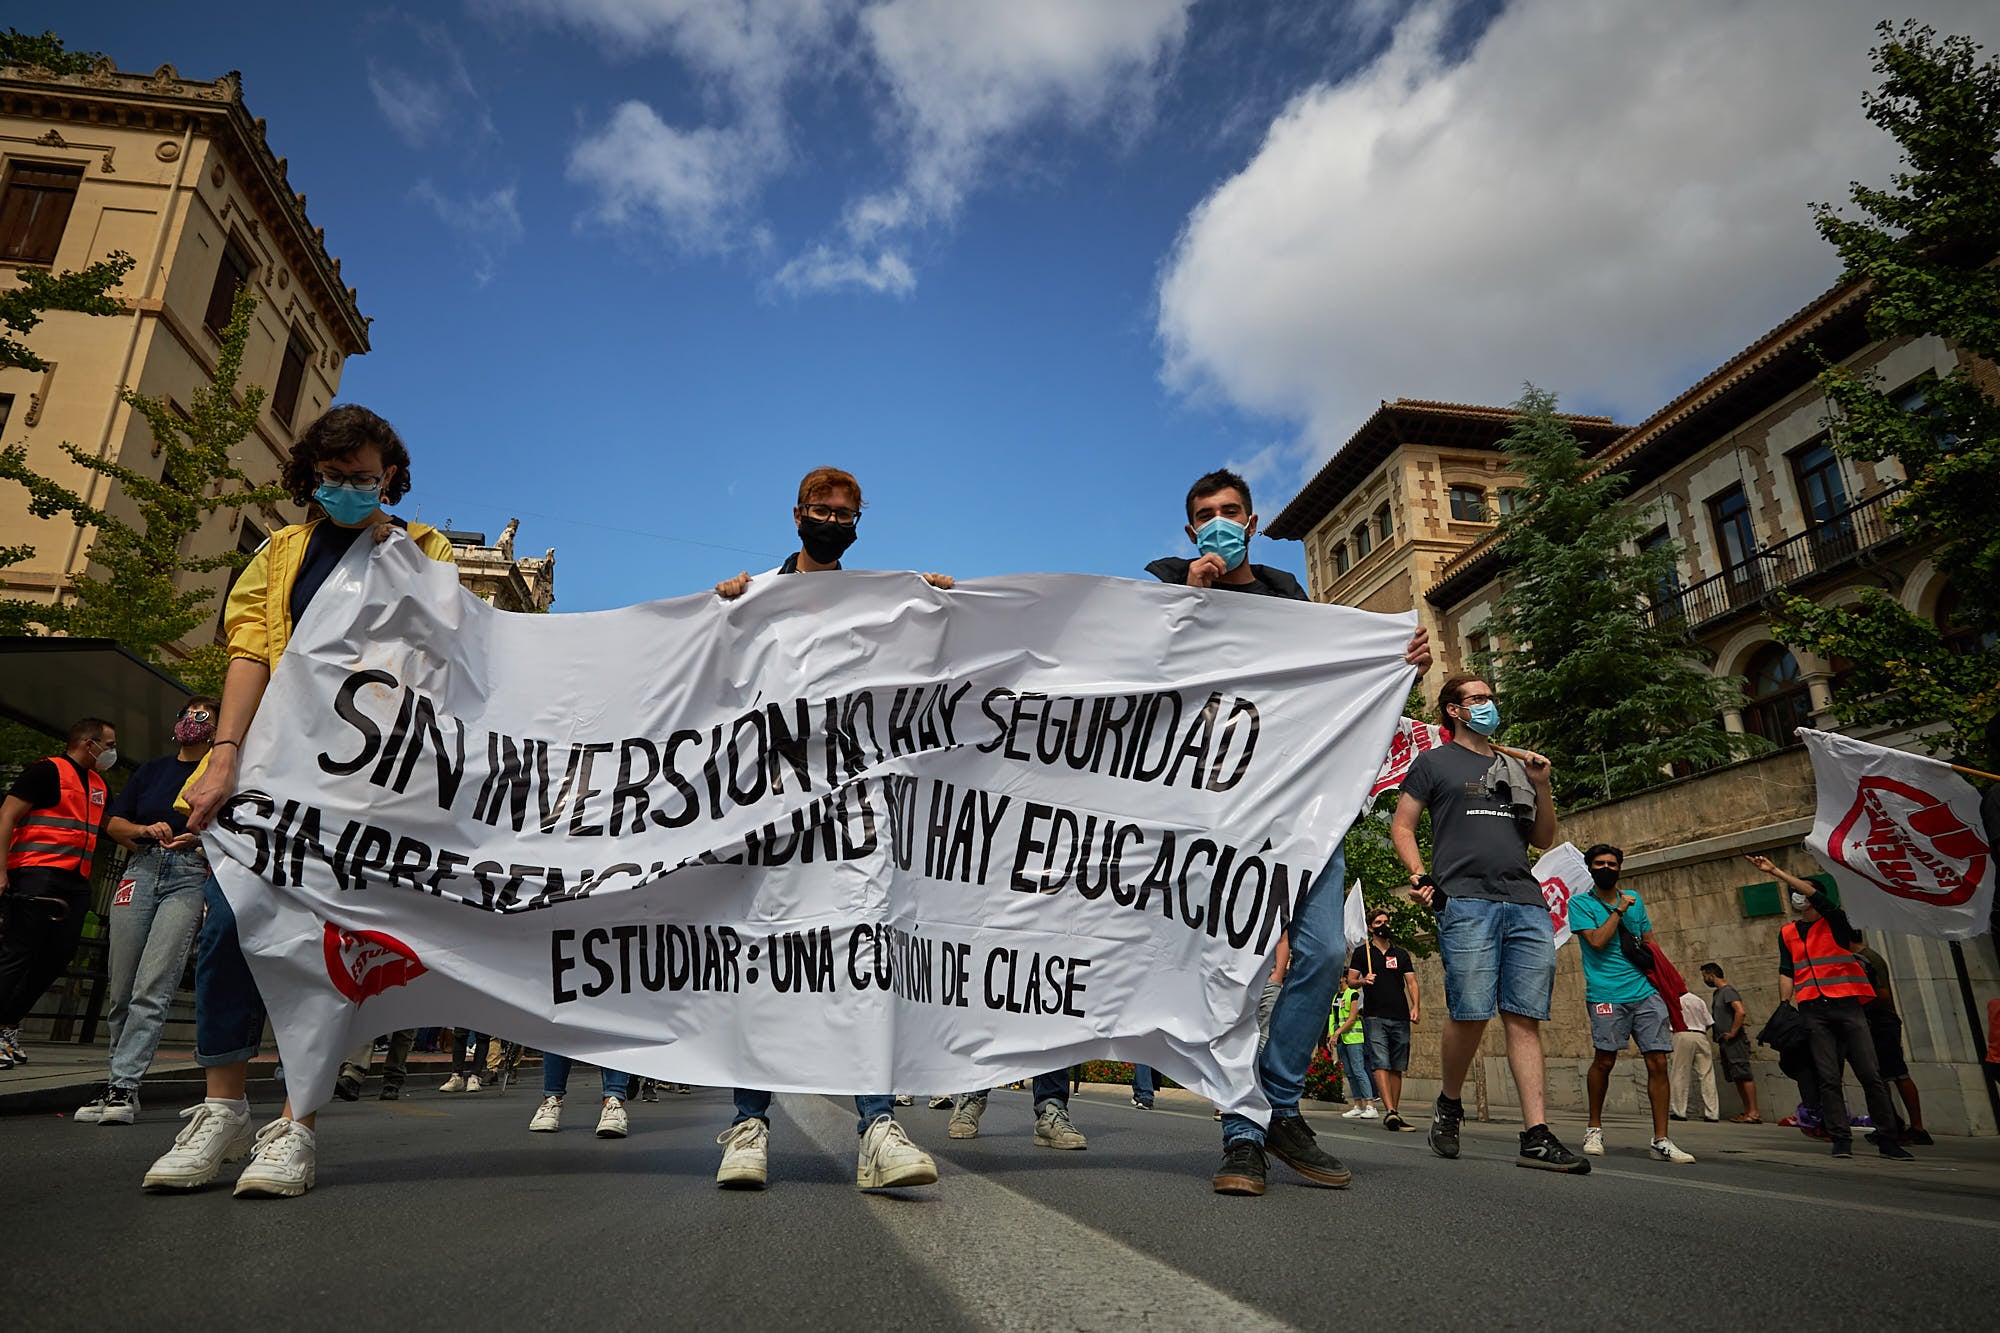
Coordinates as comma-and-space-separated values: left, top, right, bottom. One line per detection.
465, 1074, 484, 1092
1341, 1104, 1367, 1119
1583, 1126, 1605, 1156
101, 1087, 140, 1126
75, 1087, 111, 1123
595, 1097, 628, 1139
142, 1102, 255, 1190
529, 1095, 563, 1132
715, 1118, 769, 1189
857, 1115, 938, 1190
1650, 1136, 1696, 1164
439, 1074, 466, 1092
1034, 1101, 1087, 1150
1360, 1106, 1380, 1120
233, 1118, 316, 1197
947, 1092, 986, 1140
927, 1095, 955, 1109
893, 1094, 915, 1106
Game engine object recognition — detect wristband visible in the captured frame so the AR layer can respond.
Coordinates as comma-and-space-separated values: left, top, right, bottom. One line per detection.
212, 739, 241, 750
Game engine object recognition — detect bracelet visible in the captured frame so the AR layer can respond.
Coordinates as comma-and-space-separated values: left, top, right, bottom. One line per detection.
212, 739, 242, 749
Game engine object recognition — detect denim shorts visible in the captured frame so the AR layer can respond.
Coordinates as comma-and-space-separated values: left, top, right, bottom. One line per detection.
1437, 896, 1555, 1022
1362, 1016, 1410, 1072
1587, 993, 1674, 1054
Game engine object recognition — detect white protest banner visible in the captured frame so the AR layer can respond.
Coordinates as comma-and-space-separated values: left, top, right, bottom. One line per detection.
1800, 728, 1994, 939
1370, 717, 1448, 799
205, 537, 1415, 1118
1534, 842, 1591, 948
1343, 881, 1367, 953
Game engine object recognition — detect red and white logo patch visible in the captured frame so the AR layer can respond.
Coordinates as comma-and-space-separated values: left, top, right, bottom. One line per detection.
112, 879, 136, 907
1828, 777, 1990, 907
323, 924, 427, 1003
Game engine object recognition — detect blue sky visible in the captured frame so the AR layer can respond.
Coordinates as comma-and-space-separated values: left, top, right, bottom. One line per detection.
44, 1, 2000, 610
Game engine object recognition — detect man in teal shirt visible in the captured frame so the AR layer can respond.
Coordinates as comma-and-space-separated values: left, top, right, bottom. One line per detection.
1566, 844, 1693, 1164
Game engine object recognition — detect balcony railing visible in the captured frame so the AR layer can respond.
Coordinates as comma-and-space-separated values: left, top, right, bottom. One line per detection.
1647, 484, 1907, 631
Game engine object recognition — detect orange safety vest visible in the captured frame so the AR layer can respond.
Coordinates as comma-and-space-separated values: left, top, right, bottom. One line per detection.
1783, 917, 1874, 1004
6, 757, 108, 879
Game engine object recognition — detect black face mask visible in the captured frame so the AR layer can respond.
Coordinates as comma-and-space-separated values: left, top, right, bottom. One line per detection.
797, 517, 857, 564
1590, 865, 1620, 892
1370, 924, 1391, 941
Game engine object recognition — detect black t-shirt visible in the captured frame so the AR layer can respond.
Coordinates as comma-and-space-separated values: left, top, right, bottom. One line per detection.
105, 755, 202, 839
1347, 941, 1414, 1019
1402, 742, 1542, 907
1144, 557, 1307, 601
6, 755, 93, 810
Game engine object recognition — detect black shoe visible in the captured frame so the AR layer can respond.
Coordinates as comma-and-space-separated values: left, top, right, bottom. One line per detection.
1831, 1139, 1854, 1158
1265, 1115, 1352, 1187
1669, 1112, 1688, 1121
1905, 1129, 1933, 1146
1211, 1140, 1268, 1196
379, 1085, 401, 1101
1878, 1141, 1915, 1161
1381, 1110, 1409, 1132
334, 1074, 363, 1102
1517, 1124, 1590, 1174
1428, 1095, 1463, 1160
1131, 1097, 1154, 1110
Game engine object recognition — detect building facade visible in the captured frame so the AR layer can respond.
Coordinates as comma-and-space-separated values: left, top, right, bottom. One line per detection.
443, 519, 557, 613
0, 58, 367, 670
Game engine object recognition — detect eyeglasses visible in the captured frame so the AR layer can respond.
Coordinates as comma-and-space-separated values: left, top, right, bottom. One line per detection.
802, 503, 861, 525
1457, 692, 1497, 706
316, 470, 383, 489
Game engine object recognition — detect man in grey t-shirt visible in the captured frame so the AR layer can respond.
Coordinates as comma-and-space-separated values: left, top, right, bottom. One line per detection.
1699, 963, 1761, 1123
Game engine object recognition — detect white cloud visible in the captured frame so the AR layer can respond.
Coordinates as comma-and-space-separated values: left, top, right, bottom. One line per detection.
413, 182, 525, 285
566, 103, 775, 252
367, 21, 495, 149
771, 243, 915, 296
369, 62, 454, 148
1156, 0, 2000, 493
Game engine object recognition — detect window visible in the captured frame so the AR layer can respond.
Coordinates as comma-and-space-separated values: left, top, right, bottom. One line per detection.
1375, 505, 1393, 542
1742, 644, 1812, 746
1353, 523, 1372, 559
1465, 630, 1490, 671
203, 234, 254, 335
1708, 485, 1756, 576
0, 392, 13, 436
273, 328, 310, 426
0, 161, 84, 264
1639, 525, 1679, 610
1333, 542, 1351, 576
1494, 488, 1523, 517
1448, 486, 1487, 522
1893, 379, 1957, 451
223, 521, 266, 609
1792, 441, 1853, 556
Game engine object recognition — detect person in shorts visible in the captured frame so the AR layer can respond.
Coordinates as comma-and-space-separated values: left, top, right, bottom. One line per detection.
1392, 674, 1586, 1173
1347, 910, 1418, 1128
1567, 844, 1692, 1163
1699, 961, 1761, 1122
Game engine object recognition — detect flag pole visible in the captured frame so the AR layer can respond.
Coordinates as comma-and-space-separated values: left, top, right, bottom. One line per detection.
1949, 761, 2000, 783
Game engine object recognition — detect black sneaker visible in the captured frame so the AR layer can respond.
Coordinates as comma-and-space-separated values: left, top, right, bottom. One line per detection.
1878, 1140, 1915, 1161
1669, 1112, 1687, 1122
1211, 1140, 1268, 1196
1517, 1124, 1590, 1174
1381, 1110, 1410, 1132
334, 1073, 363, 1102
1830, 1139, 1854, 1159
1131, 1097, 1154, 1110
1266, 1115, 1352, 1187
1428, 1095, 1463, 1160
1905, 1129, 1934, 1147
379, 1084, 401, 1101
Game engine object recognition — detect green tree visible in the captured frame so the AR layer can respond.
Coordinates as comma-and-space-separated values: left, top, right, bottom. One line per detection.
0, 28, 105, 76
1482, 385, 1758, 808
1343, 793, 1436, 958
0, 287, 286, 691
1776, 21, 2000, 765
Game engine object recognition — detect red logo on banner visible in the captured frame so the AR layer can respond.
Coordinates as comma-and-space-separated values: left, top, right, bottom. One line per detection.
1828, 777, 1990, 906
1541, 874, 1577, 935
323, 924, 428, 1003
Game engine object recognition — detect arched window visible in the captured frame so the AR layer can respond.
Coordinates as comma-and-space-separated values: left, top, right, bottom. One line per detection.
1353, 523, 1372, 558
1449, 486, 1487, 522
1333, 541, 1351, 576
1375, 504, 1394, 542
1742, 645, 1812, 746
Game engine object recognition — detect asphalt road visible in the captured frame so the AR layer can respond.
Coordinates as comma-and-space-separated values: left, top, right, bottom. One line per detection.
14, 1081, 1999, 1331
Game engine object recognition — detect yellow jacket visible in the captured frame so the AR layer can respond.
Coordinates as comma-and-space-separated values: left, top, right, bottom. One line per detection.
179, 519, 456, 812
225, 518, 456, 666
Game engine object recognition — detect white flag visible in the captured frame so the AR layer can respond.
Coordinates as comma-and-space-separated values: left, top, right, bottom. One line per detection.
1800, 728, 1994, 939
1344, 880, 1367, 953
1370, 716, 1450, 799
205, 537, 1416, 1118
1533, 842, 1591, 949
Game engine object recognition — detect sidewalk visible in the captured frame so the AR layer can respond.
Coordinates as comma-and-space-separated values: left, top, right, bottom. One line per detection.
0, 1041, 487, 1116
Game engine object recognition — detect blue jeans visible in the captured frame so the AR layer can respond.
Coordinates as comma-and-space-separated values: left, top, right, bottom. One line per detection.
1132, 1064, 1158, 1104
105, 847, 208, 1089
1437, 896, 1555, 1022
1336, 1041, 1371, 1100
193, 875, 268, 1066
1223, 843, 1346, 1146
544, 1053, 632, 1100
734, 1088, 897, 1135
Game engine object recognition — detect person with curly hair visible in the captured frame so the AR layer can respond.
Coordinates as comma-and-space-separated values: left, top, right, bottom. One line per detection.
140, 404, 457, 1200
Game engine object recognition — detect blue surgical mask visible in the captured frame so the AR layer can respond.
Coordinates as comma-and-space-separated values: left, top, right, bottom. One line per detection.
1464, 700, 1501, 735
315, 481, 382, 527
1194, 517, 1249, 571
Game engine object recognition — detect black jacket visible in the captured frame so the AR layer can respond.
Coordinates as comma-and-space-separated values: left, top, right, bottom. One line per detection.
1144, 558, 1307, 601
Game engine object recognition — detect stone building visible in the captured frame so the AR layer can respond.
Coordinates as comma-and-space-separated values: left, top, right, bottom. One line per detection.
441, 518, 556, 612
0, 58, 364, 669
1271, 276, 2000, 1133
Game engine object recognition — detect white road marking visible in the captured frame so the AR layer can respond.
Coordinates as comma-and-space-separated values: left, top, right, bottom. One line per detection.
784, 1094, 1298, 1333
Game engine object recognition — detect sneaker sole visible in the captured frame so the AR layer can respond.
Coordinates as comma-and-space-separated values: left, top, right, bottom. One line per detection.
1517, 1156, 1591, 1174
857, 1162, 938, 1190
143, 1137, 254, 1190
100, 1114, 137, 1127
716, 1169, 768, 1190
596, 1126, 628, 1139
1428, 1133, 1460, 1160
947, 1123, 980, 1139
1034, 1135, 1087, 1150
1211, 1173, 1266, 1196
1269, 1152, 1352, 1187
530, 1123, 560, 1133
233, 1167, 315, 1198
